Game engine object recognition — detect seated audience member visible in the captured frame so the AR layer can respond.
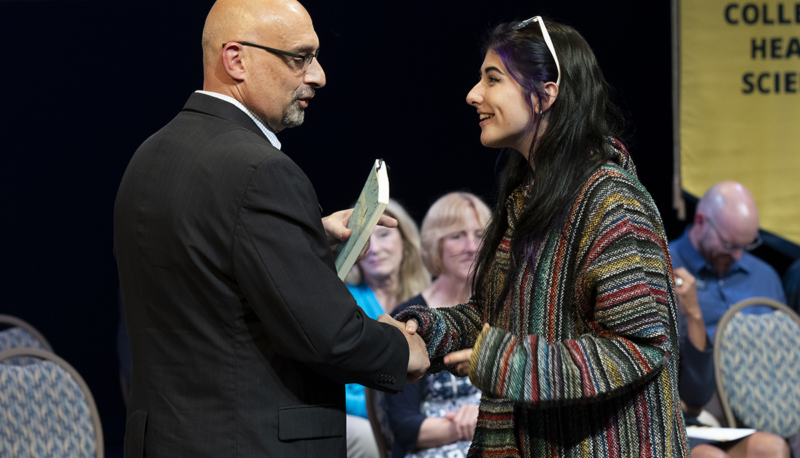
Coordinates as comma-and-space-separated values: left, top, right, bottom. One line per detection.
669, 181, 785, 342
387, 192, 491, 458
782, 258, 800, 315
670, 181, 790, 457
673, 268, 790, 458
345, 199, 431, 458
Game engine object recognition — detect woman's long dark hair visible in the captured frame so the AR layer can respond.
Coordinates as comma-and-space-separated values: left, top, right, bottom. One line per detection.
471, 18, 625, 311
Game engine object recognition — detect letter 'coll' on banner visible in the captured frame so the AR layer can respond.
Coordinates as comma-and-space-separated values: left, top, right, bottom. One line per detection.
673, 0, 800, 245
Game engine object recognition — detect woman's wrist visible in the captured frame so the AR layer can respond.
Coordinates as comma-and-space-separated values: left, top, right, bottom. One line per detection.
417, 417, 459, 448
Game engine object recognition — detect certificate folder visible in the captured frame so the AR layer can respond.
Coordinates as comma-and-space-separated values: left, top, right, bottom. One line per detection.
334, 159, 389, 280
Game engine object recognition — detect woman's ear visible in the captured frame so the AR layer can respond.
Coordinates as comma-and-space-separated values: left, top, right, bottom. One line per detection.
540, 82, 559, 112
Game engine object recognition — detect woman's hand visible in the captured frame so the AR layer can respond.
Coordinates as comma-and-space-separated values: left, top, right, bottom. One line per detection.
443, 348, 472, 377
443, 323, 490, 376
417, 404, 480, 448
444, 404, 480, 441
405, 318, 419, 335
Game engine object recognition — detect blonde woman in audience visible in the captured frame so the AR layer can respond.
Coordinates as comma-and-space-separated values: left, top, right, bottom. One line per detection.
344, 198, 431, 458
387, 192, 491, 458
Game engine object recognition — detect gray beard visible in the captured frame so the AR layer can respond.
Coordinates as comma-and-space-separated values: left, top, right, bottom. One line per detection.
281, 87, 315, 128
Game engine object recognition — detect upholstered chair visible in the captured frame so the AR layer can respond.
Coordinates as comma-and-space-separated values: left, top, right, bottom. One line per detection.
714, 297, 800, 439
0, 348, 103, 458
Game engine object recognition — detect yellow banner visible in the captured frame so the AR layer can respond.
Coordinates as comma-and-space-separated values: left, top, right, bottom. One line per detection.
680, 0, 800, 244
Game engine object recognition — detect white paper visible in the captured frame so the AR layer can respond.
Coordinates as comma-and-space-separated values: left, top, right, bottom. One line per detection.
685, 426, 756, 442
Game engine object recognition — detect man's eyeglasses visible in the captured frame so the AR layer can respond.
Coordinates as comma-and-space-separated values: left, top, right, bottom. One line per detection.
706, 216, 762, 253
515, 16, 561, 86
223, 41, 319, 72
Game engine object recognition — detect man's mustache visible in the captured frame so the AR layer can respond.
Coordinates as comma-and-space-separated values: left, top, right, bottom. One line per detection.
293, 87, 315, 103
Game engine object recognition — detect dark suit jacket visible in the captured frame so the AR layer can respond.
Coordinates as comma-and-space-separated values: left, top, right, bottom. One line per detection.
114, 93, 408, 458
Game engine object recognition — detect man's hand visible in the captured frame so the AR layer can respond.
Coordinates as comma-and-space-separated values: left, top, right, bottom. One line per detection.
322, 209, 354, 250
378, 314, 429, 383
674, 267, 707, 351
444, 404, 479, 441
321, 209, 398, 262
442, 323, 490, 377
674, 267, 701, 321
680, 399, 703, 418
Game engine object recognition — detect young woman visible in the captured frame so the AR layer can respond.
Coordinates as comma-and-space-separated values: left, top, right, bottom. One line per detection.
388, 192, 491, 458
396, 17, 689, 457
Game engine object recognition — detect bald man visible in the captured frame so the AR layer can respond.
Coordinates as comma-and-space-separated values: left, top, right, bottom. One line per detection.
114, 1, 428, 457
669, 183, 790, 455
670, 181, 785, 342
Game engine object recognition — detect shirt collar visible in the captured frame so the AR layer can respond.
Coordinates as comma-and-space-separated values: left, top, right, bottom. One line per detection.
195, 90, 281, 150
676, 225, 748, 276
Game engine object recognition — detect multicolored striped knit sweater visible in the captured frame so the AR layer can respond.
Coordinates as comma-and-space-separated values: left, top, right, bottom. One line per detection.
397, 147, 689, 457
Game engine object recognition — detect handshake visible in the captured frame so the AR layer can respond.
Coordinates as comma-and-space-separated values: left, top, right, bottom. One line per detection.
377, 314, 430, 383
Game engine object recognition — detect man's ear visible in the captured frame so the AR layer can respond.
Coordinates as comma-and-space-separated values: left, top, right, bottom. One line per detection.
221, 43, 246, 82
694, 211, 706, 227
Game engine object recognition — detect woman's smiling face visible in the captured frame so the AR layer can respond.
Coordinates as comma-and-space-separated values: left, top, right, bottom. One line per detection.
359, 226, 404, 280
466, 49, 535, 154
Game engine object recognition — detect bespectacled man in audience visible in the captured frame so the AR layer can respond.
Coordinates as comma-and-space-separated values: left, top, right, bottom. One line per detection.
670, 181, 790, 458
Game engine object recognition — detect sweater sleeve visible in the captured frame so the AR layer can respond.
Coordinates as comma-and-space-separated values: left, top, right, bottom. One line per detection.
468, 182, 676, 407
396, 301, 484, 374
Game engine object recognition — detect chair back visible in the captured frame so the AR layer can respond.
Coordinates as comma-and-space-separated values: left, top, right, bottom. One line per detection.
714, 297, 800, 438
0, 348, 104, 457
0, 315, 54, 365
365, 387, 393, 458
